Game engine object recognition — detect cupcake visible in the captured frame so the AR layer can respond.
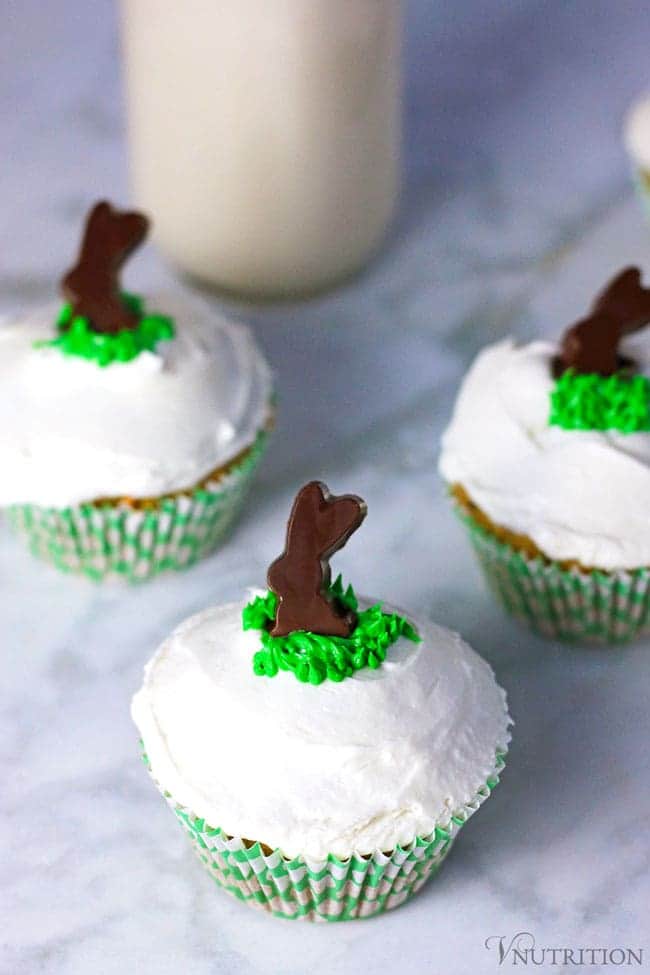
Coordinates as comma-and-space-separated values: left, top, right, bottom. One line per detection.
439, 266, 650, 642
132, 481, 511, 921
0, 201, 273, 582
624, 95, 650, 218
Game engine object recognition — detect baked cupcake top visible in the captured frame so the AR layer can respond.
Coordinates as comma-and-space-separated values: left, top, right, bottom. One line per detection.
0, 202, 272, 508
132, 482, 511, 860
439, 268, 650, 570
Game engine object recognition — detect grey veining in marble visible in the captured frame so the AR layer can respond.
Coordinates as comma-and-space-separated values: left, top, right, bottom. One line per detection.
2, 1, 650, 973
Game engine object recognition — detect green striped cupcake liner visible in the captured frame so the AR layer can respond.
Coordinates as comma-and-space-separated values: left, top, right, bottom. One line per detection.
144, 750, 507, 922
5, 430, 268, 583
455, 504, 650, 643
632, 169, 650, 221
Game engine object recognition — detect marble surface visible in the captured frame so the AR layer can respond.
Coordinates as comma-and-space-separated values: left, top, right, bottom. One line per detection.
2, 1, 650, 972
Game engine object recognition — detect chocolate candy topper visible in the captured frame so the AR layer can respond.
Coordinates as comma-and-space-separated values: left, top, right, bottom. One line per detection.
61, 200, 149, 334
267, 481, 367, 637
555, 267, 650, 376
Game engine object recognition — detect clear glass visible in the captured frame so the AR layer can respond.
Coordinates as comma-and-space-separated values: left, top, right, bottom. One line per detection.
120, 0, 402, 300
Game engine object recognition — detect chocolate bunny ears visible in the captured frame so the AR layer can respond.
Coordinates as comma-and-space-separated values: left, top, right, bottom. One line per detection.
267, 482, 367, 637
61, 200, 149, 334
555, 267, 650, 376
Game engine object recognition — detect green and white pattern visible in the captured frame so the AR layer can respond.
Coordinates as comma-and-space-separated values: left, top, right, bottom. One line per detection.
633, 170, 650, 222
456, 506, 650, 643
147, 752, 507, 922
6, 431, 268, 583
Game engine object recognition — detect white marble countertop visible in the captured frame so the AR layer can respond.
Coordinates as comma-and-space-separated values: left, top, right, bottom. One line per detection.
2, 1, 649, 972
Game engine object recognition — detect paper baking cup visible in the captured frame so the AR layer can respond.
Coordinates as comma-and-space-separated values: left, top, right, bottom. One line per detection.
455, 505, 650, 643
5, 431, 268, 583
144, 750, 507, 922
632, 169, 650, 221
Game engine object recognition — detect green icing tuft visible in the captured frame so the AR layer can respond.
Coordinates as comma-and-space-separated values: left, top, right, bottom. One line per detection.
549, 368, 650, 433
34, 292, 175, 366
243, 575, 420, 685
242, 589, 280, 631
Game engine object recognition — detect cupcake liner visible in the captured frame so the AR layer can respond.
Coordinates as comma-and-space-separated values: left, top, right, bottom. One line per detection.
5, 430, 268, 583
455, 504, 650, 643
632, 169, 650, 221
144, 750, 507, 922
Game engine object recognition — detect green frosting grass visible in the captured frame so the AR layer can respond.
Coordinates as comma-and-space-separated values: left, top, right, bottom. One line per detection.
35, 292, 175, 366
242, 576, 420, 686
549, 369, 650, 433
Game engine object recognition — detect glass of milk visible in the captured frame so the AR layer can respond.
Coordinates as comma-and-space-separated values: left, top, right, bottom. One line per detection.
120, 0, 402, 299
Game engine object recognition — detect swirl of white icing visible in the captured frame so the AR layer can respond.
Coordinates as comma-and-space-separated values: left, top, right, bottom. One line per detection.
0, 293, 272, 507
439, 336, 650, 570
131, 597, 511, 861
624, 95, 650, 171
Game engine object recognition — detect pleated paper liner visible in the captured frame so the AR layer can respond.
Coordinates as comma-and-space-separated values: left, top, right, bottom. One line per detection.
143, 749, 507, 922
6, 429, 269, 583
454, 502, 650, 643
633, 168, 650, 221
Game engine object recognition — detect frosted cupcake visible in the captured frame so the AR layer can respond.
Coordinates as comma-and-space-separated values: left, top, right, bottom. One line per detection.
440, 267, 650, 642
624, 96, 650, 218
0, 201, 273, 581
132, 481, 511, 921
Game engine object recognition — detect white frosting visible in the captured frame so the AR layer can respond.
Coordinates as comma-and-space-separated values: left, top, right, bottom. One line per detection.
131, 597, 511, 861
439, 336, 650, 570
624, 95, 650, 170
0, 294, 272, 507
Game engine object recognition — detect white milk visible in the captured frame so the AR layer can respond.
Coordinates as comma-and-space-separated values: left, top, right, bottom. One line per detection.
120, 0, 402, 298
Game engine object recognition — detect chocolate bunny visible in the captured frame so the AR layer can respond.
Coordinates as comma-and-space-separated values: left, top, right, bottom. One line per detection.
61, 200, 149, 334
556, 267, 650, 376
267, 481, 367, 637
